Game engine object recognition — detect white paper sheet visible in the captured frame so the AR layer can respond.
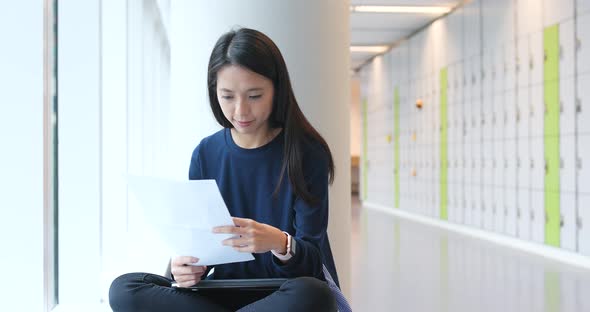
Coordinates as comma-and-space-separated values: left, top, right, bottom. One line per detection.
127, 176, 254, 266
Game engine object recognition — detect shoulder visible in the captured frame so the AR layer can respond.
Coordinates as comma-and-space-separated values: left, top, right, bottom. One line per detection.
301, 137, 330, 175
191, 128, 227, 160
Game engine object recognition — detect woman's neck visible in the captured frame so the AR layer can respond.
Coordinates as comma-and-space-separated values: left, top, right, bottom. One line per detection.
231, 127, 282, 149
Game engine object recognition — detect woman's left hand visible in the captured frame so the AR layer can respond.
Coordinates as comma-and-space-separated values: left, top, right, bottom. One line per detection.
213, 217, 287, 254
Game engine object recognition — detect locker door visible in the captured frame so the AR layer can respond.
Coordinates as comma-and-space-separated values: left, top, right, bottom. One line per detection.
580, 193, 590, 256
530, 31, 544, 87
517, 35, 530, 89
493, 91, 505, 233
544, 24, 561, 247
577, 12, 590, 76
518, 135, 531, 240
559, 20, 575, 80
560, 191, 576, 251
542, 0, 574, 27
560, 135, 576, 193
505, 156, 518, 236
531, 189, 545, 243
505, 40, 517, 92
530, 84, 544, 137
560, 77, 576, 136
579, 74, 590, 136
580, 134, 590, 195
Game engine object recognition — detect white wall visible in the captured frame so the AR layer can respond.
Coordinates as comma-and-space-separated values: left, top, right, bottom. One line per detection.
0, 1, 45, 310
170, 0, 352, 298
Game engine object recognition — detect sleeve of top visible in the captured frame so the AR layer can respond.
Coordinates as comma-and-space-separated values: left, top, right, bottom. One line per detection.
189, 145, 204, 180
269, 148, 329, 280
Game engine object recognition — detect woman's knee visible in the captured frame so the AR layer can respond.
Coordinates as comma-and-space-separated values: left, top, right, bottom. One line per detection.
283, 277, 337, 311
108, 273, 146, 311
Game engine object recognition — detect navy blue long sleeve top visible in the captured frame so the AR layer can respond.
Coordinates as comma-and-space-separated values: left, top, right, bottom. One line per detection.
188, 128, 339, 286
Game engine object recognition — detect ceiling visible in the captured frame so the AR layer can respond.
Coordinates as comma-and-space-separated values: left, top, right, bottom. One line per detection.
350, 0, 460, 70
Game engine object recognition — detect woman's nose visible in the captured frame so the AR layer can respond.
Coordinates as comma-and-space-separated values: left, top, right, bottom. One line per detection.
234, 97, 250, 116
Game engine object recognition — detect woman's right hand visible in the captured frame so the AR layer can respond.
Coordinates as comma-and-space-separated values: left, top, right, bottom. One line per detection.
171, 256, 207, 287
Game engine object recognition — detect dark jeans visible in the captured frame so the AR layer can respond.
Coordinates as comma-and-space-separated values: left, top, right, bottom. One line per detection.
109, 272, 337, 312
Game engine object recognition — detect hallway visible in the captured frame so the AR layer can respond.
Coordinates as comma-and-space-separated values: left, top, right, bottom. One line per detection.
350, 196, 590, 312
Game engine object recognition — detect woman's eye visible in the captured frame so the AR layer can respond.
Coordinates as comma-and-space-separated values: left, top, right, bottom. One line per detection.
221, 95, 233, 100
249, 95, 262, 99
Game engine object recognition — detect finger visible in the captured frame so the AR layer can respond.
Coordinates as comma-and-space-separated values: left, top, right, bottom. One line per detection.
222, 237, 250, 247
171, 256, 199, 266
174, 273, 203, 283
233, 245, 254, 253
232, 217, 252, 227
212, 225, 247, 235
171, 264, 206, 276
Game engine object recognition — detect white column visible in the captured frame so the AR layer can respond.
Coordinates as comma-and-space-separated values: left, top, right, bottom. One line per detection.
0, 1, 44, 310
170, 0, 351, 298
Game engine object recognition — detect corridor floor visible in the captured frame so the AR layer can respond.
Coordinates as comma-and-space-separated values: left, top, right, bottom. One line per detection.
349, 196, 590, 312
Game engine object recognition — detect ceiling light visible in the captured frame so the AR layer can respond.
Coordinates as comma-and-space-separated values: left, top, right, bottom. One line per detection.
350, 5, 452, 14
350, 45, 389, 53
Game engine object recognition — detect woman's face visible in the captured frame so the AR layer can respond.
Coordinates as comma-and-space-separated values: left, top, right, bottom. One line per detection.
216, 65, 274, 136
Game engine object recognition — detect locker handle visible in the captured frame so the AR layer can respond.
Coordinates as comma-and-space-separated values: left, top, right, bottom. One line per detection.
578, 157, 582, 170
578, 217, 583, 229
576, 98, 582, 113
576, 38, 581, 51
529, 57, 534, 70
560, 215, 564, 228
560, 158, 564, 169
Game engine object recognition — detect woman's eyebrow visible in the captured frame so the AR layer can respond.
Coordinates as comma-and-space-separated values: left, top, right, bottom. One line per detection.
219, 87, 264, 92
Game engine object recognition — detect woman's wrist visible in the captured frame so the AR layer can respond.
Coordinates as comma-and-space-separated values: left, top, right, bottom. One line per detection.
273, 229, 288, 254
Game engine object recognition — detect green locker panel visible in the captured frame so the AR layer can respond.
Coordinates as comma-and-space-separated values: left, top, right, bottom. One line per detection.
394, 87, 400, 209
440, 68, 448, 220
362, 98, 368, 201
543, 24, 560, 247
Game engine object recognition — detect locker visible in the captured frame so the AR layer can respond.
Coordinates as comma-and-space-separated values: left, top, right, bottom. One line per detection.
530, 31, 544, 86
483, 175, 494, 230
517, 87, 530, 140
580, 194, 590, 256
560, 77, 576, 136
580, 134, 590, 194
578, 13, 590, 76
579, 73, 590, 135
505, 185, 517, 236
542, 0, 574, 27
530, 84, 544, 137
560, 135, 576, 193
517, 186, 531, 240
560, 192, 576, 251
518, 137, 530, 191
531, 190, 545, 243
531, 137, 546, 191
505, 90, 518, 140
559, 19, 575, 80
494, 184, 505, 233
504, 40, 517, 91
465, 160, 473, 226
493, 47, 505, 94
472, 55, 482, 100
517, 35, 530, 88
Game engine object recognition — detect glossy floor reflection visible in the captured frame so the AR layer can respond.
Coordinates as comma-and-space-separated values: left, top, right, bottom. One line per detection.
350, 196, 590, 312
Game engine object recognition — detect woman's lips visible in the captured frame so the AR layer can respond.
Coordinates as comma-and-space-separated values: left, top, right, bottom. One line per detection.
236, 120, 253, 127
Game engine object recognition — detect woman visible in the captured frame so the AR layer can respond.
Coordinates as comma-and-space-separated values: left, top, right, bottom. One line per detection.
109, 28, 346, 311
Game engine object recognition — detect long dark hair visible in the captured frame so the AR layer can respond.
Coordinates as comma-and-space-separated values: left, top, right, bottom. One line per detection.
207, 28, 334, 205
